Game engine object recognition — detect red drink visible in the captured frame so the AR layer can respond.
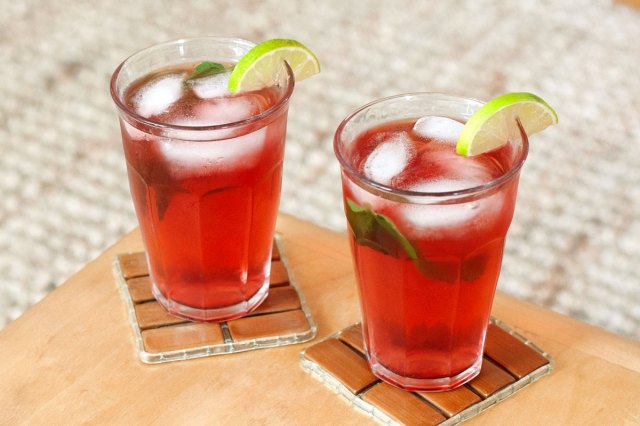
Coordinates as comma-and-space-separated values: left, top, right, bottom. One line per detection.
111, 38, 293, 321
334, 94, 528, 391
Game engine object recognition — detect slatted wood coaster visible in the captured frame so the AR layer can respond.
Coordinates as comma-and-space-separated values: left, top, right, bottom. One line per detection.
113, 238, 316, 363
301, 321, 552, 425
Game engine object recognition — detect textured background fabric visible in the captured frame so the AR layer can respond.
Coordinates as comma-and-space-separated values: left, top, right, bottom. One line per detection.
1, 0, 639, 338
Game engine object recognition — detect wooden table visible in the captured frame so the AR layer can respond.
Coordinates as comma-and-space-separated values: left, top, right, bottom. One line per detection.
1, 214, 639, 424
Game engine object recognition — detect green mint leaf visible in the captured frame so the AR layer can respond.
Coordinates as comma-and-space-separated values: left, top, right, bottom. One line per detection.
374, 214, 417, 260
345, 198, 374, 237
345, 198, 417, 260
186, 61, 227, 81
345, 198, 476, 284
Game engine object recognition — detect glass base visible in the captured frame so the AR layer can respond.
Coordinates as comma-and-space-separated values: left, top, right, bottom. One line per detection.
368, 353, 482, 392
151, 279, 270, 323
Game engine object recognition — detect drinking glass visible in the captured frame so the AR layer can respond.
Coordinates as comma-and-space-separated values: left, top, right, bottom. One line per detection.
111, 38, 294, 322
333, 93, 528, 391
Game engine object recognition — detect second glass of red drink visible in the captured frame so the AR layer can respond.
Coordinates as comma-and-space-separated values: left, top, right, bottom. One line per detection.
334, 93, 529, 391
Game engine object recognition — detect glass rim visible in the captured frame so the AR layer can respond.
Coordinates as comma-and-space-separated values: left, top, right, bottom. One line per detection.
109, 36, 295, 133
333, 92, 530, 200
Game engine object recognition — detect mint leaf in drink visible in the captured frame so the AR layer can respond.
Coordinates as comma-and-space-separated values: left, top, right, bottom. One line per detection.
346, 198, 462, 284
186, 61, 227, 81
345, 198, 417, 260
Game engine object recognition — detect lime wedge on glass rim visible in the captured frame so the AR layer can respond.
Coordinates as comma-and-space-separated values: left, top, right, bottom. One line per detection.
456, 92, 558, 156
228, 39, 320, 93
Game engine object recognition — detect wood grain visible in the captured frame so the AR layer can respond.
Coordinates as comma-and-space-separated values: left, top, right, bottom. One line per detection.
417, 386, 481, 418
134, 302, 188, 330
142, 322, 225, 352
338, 323, 366, 354
226, 310, 310, 341
269, 261, 289, 287
0, 214, 639, 424
467, 358, 515, 398
362, 382, 446, 425
126, 276, 154, 303
304, 338, 377, 394
483, 324, 550, 379
616, 0, 640, 9
118, 252, 148, 279
249, 286, 301, 315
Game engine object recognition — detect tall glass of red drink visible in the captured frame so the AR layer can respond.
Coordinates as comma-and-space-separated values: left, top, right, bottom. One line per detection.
111, 38, 294, 322
334, 93, 528, 391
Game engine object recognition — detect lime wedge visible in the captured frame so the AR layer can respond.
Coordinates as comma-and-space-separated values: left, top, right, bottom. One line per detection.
228, 39, 320, 93
456, 92, 558, 156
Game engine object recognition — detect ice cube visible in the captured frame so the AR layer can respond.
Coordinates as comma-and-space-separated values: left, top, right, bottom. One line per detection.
412, 116, 464, 142
166, 94, 269, 140
158, 126, 267, 178
134, 75, 183, 118
399, 179, 504, 239
196, 95, 267, 125
183, 95, 268, 127
363, 134, 413, 185
401, 204, 472, 242
189, 72, 232, 99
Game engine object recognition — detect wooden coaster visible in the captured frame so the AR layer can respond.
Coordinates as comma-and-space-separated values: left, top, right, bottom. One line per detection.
301, 320, 552, 426
113, 237, 316, 364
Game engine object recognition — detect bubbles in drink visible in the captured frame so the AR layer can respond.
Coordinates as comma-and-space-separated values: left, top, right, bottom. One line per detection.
133, 75, 184, 117
412, 116, 464, 143
363, 133, 414, 185
189, 72, 232, 99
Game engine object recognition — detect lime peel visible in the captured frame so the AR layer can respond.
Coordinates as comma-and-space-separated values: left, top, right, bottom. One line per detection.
228, 39, 320, 93
456, 92, 558, 156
